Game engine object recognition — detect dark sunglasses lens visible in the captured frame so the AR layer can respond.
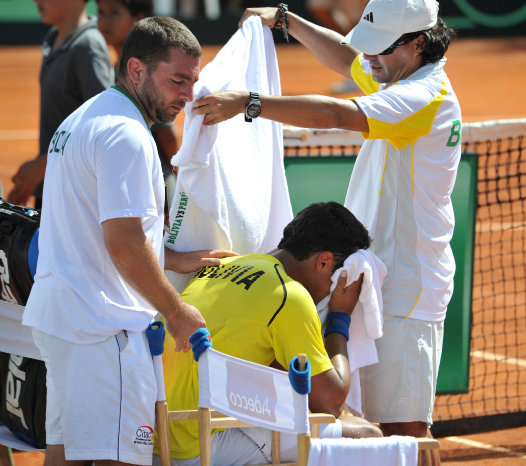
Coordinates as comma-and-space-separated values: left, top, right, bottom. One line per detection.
379, 45, 396, 55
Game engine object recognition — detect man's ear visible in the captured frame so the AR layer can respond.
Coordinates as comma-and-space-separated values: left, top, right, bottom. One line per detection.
127, 57, 146, 85
315, 251, 335, 273
415, 34, 426, 54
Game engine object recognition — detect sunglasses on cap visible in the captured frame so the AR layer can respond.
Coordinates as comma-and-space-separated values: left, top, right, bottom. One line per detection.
378, 31, 426, 55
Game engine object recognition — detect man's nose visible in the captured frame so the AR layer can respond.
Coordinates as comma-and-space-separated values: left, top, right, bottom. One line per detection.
182, 84, 194, 103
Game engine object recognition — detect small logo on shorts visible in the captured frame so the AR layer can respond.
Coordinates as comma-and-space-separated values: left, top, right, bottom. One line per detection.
134, 425, 154, 446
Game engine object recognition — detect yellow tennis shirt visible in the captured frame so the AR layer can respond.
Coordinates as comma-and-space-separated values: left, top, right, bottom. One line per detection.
160, 254, 333, 459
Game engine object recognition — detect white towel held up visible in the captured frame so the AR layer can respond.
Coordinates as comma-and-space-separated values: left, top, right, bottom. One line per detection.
164, 17, 293, 291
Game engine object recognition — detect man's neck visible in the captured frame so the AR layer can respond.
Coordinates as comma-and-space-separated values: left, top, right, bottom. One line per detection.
271, 249, 299, 281
114, 80, 153, 127
52, 9, 89, 51
270, 249, 326, 305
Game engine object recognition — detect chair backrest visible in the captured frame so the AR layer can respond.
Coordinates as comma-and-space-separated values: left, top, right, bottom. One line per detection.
198, 348, 310, 436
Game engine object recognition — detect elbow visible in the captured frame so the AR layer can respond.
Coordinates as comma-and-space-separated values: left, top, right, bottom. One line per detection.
310, 399, 344, 418
309, 387, 348, 418
104, 239, 128, 264
309, 368, 349, 417
330, 390, 348, 418
102, 218, 146, 268
326, 403, 344, 418
104, 232, 142, 265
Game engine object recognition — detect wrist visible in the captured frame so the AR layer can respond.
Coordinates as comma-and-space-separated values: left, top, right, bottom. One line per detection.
324, 311, 351, 341
274, 3, 289, 42
244, 92, 262, 122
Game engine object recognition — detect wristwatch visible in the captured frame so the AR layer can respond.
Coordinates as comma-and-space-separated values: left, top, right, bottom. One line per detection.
245, 92, 262, 122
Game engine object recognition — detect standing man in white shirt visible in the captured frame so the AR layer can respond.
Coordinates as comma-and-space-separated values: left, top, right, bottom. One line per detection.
23, 17, 234, 466
192, 1, 461, 464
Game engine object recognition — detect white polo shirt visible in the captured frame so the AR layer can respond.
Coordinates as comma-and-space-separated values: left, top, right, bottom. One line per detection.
23, 87, 165, 343
347, 56, 462, 322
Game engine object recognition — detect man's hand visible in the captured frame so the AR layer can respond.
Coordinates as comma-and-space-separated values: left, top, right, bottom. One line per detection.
328, 270, 364, 315
238, 7, 280, 29
7, 156, 47, 206
193, 91, 248, 125
164, 248, 239, 274
165, 301, 207, 353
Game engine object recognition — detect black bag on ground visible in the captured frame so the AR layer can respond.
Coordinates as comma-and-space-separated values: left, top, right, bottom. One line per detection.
0, 197, 40, 306
0, 352, 46, 449
0, 198, 45, 449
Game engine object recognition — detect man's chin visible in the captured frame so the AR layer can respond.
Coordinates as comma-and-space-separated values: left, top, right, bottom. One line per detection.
154, 114, 177, 125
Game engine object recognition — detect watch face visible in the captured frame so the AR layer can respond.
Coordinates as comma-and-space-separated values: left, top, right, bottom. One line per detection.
247, 103, 261, 118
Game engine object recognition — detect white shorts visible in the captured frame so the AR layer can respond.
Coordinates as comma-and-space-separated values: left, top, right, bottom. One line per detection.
361, 316, 444, 426
33, 328, 157, 465
152, 421, 342, 466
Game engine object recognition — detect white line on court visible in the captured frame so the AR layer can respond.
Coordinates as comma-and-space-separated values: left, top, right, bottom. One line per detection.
476, 222, 526, 233
0, 129, 38, 141
445, 436, 526, 459
471, 350, 526, 368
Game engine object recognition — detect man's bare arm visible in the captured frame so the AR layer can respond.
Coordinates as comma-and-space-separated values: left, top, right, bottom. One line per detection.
193, 92, 369, 133
102, 217, 206, 351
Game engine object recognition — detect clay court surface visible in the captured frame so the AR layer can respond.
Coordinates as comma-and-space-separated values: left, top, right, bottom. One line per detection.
1, 36, 525, 464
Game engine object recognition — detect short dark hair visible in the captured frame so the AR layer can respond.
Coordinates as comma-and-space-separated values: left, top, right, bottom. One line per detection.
117, 16, 201, 81
278, 202, 371, 270
96, 0, 153, 17
409, 17, 455, 64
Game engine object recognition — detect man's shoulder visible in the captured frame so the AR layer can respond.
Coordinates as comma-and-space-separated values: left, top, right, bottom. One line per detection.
68, 91, 151, 145
361, 68, 452, 113
41, 26, 58, 48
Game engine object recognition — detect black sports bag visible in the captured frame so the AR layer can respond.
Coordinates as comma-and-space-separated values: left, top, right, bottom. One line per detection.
0, 197, 40, 305
0, 352, 46, 448
0, 198, 45, 449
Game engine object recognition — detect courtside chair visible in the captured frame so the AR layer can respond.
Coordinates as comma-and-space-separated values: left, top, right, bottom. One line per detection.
146, 324, 439, 466
148, 325, 335, 466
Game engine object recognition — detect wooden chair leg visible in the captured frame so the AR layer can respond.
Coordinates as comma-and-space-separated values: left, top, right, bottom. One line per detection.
297, 433, 311, 466
156, 400, 171, 466
198, 408, 212, 466
271, 431, 281, 464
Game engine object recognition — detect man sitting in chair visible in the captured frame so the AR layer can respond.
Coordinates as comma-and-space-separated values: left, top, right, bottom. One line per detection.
155, 201, 382, 466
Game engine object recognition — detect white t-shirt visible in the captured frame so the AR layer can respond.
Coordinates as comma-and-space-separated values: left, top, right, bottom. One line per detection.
23, 87, 165, 343
348, 56, 462, 322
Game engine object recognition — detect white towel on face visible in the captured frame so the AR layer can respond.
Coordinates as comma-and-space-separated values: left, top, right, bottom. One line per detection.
164, 17, 293, 291
317, 248, 387, 414
308, 436, 418, 466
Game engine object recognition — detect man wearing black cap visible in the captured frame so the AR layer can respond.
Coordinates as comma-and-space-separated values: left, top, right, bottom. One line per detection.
192, 1, 460, 463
